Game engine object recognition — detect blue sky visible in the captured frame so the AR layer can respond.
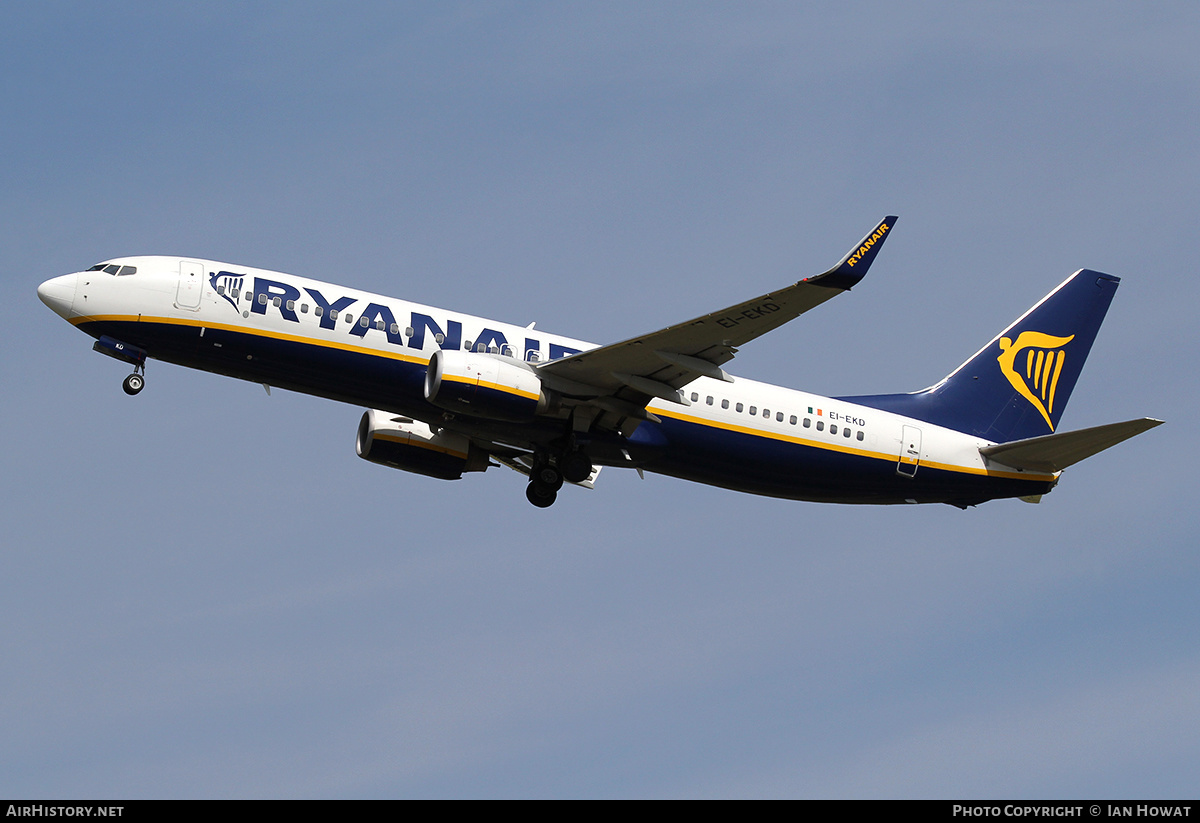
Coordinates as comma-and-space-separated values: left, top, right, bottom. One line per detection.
3, 2, 1198, 798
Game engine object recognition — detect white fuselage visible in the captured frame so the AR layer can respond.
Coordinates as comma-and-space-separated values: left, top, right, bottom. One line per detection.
38, 256, 1057, 505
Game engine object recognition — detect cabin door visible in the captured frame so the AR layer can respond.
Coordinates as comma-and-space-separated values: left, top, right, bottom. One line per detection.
897, 425, 922, 477
176, 260, 204, 310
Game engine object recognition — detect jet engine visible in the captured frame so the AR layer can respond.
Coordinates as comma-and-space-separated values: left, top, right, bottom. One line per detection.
356, 409, 489, 480
423, 349, 551, 420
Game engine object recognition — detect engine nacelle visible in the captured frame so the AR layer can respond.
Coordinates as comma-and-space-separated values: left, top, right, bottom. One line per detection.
424, 349, 550, 420
356, 410, 489, 480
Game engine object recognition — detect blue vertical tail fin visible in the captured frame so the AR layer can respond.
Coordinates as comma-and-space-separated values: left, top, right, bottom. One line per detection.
842, 270, 1120, 443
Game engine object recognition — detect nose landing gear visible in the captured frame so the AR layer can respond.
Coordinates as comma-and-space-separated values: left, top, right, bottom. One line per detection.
92, 335, 148, 397
122, 370, 145, 396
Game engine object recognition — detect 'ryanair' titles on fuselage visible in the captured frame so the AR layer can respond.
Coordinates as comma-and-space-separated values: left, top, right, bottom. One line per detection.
210, 272, 584, 362
844, 222, 890, 268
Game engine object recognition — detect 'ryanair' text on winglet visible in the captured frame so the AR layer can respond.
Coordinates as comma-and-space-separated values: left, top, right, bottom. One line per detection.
808, 215, 898, 291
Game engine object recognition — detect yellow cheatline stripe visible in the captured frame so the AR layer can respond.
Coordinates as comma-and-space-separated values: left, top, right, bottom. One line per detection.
71, 313, 429, 366
73, 316, 1053, 483
650, 407, 1056, 483
440, 373, 540, 401
654, 407, 887, 461
922, 456, 1054, 482
440, 373, 477, 387
477, 379, 540, 401
374, 433, 467, 459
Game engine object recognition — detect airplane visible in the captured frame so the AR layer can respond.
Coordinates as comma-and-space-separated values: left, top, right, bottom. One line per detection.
37, 216, 1161, 509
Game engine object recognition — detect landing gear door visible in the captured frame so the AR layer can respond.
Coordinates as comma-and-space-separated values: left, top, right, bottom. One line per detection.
176, 260, 204, 310
897, 425, 921, 477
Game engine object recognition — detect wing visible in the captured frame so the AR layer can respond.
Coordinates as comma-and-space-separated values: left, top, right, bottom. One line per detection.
536, 216, 898, 428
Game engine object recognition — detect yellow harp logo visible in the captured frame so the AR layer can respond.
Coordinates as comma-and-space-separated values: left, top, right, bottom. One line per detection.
997, 331, 1075, 431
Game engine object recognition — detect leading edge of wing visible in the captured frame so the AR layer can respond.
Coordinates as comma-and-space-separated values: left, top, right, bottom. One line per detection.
536, 216, 898, 401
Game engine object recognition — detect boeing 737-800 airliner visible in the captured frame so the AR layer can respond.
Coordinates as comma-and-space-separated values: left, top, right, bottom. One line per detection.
37, 217, 1160, 508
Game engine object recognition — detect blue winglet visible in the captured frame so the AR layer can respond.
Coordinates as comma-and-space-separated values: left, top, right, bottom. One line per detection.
811, 215, 898, 290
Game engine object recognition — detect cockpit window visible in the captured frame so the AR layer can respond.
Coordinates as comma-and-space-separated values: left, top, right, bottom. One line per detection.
87, 263, 137, 275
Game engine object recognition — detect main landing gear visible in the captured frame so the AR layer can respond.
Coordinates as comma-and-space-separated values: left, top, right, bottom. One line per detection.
524, 448, 593, 508
526, 465, 562, 508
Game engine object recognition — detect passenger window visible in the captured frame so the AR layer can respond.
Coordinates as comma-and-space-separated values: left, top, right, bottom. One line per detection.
502, 345, 513, 356
830, 424, 838, 435
344, 313, 353, 324
286, 300, 295, 312
434, 332, 445, 344
258, 294, 267, 305
315, 306, 324, 317
721, 399, 729, 409
843, 428, 851, 438
464, 340, 473, 350
405, 327, 415, 337
358, 317, 368, 328
857, 431, 864, 441
329, 309, 338, 320
244, 291, 252, 301
816, 421, 824, 431
803, 418, 811, 428
749, 406, 757, 415
231, 288, 240, 299
703, 396, 711, 405
301, 304, 308, 313
776, 412, 784, 422
273, 297, 282, 307
789, 415, 797, 425
763, 408, 770, 418
216, 284, 225, 295
528, 351, 540, 362
390, 323, 400, 335
736, 402, 744, 413
690, 392, 698, 402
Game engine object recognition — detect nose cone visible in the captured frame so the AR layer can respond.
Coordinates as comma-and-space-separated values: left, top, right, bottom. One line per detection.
37, 273, 78, 319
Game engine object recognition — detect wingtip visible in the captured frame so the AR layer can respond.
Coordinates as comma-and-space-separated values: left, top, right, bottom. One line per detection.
812, 215, 898, 289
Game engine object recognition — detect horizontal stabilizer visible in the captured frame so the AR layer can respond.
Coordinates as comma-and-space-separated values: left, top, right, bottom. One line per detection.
980, 418, 1163, 473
